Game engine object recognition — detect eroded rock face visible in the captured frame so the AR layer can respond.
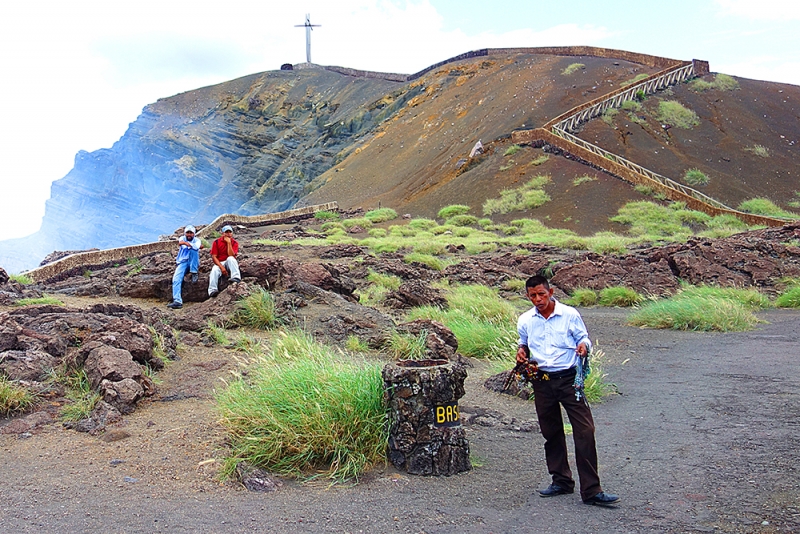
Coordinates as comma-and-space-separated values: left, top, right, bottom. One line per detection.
0, 303, 177, 423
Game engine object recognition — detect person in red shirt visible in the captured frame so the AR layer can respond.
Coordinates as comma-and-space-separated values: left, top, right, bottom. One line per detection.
208, 225, 241, 297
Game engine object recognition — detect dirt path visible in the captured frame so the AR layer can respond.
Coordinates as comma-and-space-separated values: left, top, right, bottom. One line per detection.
2, 308, 798, 533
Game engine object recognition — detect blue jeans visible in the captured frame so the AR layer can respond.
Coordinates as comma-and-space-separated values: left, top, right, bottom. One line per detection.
172, 261, 191, 304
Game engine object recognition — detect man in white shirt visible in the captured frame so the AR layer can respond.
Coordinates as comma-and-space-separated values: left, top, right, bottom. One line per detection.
516, 275, 619, 506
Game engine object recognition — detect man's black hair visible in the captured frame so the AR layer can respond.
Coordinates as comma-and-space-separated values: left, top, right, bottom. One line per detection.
525, 275, 550, 290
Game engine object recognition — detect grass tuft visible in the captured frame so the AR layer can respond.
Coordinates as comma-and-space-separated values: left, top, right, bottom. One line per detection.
232, 288, 279, 330
627, 284, 767, 332
364, 208, 398, 223
598, 286, 643, 307
561, 63, 585, 76
14, 296, 64, 307
438, 205, 471, 219
215, 330, 387, 483
744, 145, 770, 158
0, 376, 35, 415
737, 198, 798, 219
563, 288, 598, 307
683, 168, 709, 186
655, 101, 699, 129
58, 369, 102, 421
9, 273, 33, 285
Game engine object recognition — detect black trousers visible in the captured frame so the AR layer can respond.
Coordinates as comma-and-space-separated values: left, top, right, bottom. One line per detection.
532, 371, 602, 501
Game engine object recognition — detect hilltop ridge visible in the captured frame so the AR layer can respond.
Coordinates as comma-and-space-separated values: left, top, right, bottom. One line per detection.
1, 47, 798, 273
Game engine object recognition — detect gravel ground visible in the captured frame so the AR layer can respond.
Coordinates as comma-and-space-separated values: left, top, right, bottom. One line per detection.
2, 308, 799, 533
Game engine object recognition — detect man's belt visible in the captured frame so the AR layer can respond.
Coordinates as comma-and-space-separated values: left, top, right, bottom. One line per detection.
538, 367, 577, 380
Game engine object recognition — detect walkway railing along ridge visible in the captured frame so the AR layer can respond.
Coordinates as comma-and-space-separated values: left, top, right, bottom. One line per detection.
513, 58, 790, 228
25, 202, 338, 283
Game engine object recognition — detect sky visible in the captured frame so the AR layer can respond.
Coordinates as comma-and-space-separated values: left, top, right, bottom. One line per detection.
1, 0, 798, 242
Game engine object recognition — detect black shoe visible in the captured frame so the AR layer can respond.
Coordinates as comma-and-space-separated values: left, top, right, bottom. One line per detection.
191, 273, 198, 283
583, 492, 620, 506
167, 301, 182, 309
209, 290, 218, 298
538, 483, 573, 497
230, 277, 241, 283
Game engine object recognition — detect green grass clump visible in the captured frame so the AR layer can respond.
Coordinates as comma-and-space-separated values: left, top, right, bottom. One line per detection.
683, 168, 709, 186
446, 214, 478, 227
414, 241, 446, 255
776, 286, 800, 308
561, 63, 585, 76
0, 376, 35, 415
404, 252, 444, 271
564, 288, 598, 307
610, 202, 692, 239
232, 288, 279, 330
690, 73, 740, 92
342, 218, 373, 230
126, 257, 144, 276
215, 331, 387, 483
14, 296, 64, 307
367, 270, 402, 291
314, 210, 340, 221
601, 108, 618, 125
744, 145, 770, 158
204, 320, 231, 345
598, 286, 642, 307
627, 284, 766, 332
655, 101, 699, 129
384, 330, 428, 360
528, 154, 549, 166
407, 218, 439, 231
58, 369, 101, 422
9, 273, 33, 285
407, 284, 519, 360
438, 205, 472, 219
572, 175, 597, 186
345, 335, 370, 353
698, 214, 750, 238
738, 198, 798, 219
620, 100, 642, 112
483, 175, 551, 215
586, 232, 630, 255
364, 208, 398, 223
504, 144, 522, 156
675, 284, 771, 310
502, 278, 526, 292
583, 348, 616, 404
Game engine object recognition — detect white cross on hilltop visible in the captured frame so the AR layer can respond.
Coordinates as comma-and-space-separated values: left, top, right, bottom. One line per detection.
294, 13, 321, 64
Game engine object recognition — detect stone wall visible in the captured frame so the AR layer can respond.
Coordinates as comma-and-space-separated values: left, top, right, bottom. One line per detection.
26, 203, 338, 283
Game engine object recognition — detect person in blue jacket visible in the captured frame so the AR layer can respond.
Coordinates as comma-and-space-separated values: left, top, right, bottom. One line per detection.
167, 225, 201, 309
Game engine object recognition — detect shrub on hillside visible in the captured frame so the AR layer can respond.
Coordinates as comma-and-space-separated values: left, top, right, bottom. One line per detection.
655, 101, 699, 129
438, 205, 471, 219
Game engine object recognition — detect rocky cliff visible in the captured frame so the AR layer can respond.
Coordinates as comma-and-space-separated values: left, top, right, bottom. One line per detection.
0, 66, 404, 272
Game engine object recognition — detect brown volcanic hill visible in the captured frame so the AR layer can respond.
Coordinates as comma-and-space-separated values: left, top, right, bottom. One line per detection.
300, 51, 800, 231
2, 47, 799, 274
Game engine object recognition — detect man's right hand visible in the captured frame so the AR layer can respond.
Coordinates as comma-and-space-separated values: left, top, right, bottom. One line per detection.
220, 267, 228, 277
516, 346, 529, 364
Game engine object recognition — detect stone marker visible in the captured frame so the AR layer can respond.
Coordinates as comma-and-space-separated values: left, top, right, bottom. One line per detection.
382, 359, 470, 476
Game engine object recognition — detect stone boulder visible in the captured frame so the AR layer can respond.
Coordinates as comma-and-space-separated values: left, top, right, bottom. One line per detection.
84, 345, 144, 388
0, 349, 58, 381
396, 319, 459, 361
385, 280, 447, 310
